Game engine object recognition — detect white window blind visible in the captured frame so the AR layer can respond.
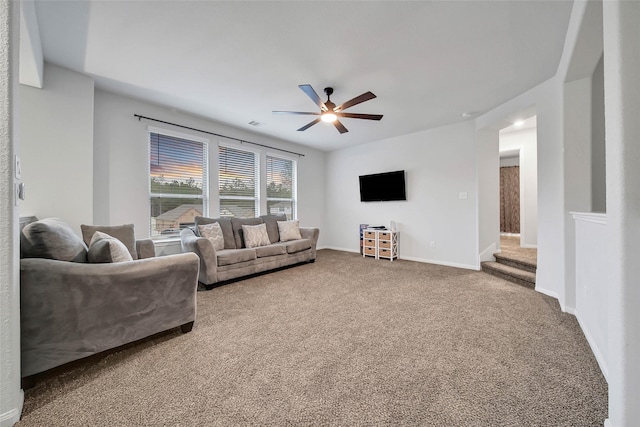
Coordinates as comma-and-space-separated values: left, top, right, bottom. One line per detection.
149, 131, 208, 238
266, 155, 296, 219
218, 145, 258, 218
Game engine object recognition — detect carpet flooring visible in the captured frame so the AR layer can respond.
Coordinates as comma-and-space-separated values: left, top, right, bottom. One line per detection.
499, 236, 538, 268
17, 249, 607, 426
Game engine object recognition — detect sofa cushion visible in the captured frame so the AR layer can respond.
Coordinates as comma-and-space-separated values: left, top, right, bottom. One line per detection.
231, 217, 263, 248
21, 218, 88, 263
254, 244, 287, 258
195, 216, 235, 249
278, 220, 302, 242
242, 223, 271, 248
81, 223, 138, 260
283, 238, 312, 254
260, 214, 287, 244
217, 248, 257, 266
87, 231, 134, 263
198, 222, 225, 251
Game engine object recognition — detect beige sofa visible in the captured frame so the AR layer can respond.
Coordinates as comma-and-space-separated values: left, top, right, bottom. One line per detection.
180, 214, 319, 289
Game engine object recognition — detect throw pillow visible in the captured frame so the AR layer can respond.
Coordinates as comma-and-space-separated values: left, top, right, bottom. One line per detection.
81, 223, 138, 260
198, 222, 225, 251
277, 220, 302, 242
231, 217, 263, 248
21, 218, 88, 262
194, 216, 236, 249
242, 223, 271, 248
88, 231, 134, 263
260, 214, 287, 244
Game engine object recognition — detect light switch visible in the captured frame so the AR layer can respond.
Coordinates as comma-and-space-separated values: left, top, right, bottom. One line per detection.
459, 192, 468, 200
18, 182, 25, 200
15, 155, 21, 179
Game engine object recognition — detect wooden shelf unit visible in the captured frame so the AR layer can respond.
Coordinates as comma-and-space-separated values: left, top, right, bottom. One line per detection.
362, 229, 399, 261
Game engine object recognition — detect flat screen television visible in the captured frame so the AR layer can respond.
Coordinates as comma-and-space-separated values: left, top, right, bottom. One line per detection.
359, 170, 406, 202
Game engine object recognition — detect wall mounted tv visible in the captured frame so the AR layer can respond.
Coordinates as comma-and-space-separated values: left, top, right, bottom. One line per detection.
359, 170, 406, 202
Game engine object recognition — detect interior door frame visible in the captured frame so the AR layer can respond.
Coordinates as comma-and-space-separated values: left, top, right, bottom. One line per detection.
499, 147, 526, 247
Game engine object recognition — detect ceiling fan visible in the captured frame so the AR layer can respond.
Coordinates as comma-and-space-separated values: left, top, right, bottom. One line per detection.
273, 84, 383, 134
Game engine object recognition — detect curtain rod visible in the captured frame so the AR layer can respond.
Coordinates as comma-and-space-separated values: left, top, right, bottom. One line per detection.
134, 114, 305, 157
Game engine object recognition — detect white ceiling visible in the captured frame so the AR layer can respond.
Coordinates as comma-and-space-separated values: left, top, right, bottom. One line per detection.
33, 1, 573, 151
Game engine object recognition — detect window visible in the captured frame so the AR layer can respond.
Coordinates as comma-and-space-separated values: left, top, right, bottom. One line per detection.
266, 155, 296, 219
218, 145, 258, 218
149, 130, 208, 238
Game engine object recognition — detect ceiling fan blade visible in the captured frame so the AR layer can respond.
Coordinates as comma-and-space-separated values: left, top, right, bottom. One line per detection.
333, 120, 349, 134
273, 111, 320, 115
335, 91, 376, 112
337, 112, 383, 121
297, 118, 321, 131
298, 84, 326, 110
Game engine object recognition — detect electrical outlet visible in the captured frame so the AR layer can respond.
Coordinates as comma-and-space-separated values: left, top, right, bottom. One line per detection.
430, 241, 436, 248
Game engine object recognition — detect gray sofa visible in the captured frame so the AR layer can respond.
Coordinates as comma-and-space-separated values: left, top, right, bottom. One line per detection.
180, 214, 319, 289
20, 218, 200, 384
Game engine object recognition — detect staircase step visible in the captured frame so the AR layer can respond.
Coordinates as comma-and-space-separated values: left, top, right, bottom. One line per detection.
493, 253, 537, 273
481, 261, 536, 289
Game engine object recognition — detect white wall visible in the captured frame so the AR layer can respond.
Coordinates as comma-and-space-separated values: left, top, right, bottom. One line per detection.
18, 63, 94, 234
476, 77, 565, 304
15, 65, 326, 249
602, 1, 640, 425
325, 120, 478, 270
532, 79, 566, 304
93, 90, 326, 244
499, 126, 538, 247
563, 77, 593, 311
0, 1, 23, 426
19, 0, 43, 88
591, 55, 606, 212
572, 212, 609, 382
477, 128, 500, 262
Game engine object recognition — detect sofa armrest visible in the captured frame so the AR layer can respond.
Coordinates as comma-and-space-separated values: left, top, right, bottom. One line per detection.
20, 253, 199, 377
136, 238, 156, 259
299, 227, 320, 260
180, 228, 218, 285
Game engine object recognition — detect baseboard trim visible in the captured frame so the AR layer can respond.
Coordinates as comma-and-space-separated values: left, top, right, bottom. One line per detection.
574, 309, 609, 382
535, 287, 575, 315
535, 286, 560, 301
0, 390, 23, 427
529, 284, 605, 384
319, 248, 478, 271
319, 246, 360, 254
604, 419, 612, 427
400, 255, 479, 271
479, 242, 497, 263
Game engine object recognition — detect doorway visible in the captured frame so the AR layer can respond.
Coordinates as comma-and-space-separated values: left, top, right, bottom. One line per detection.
498, 115, 538, 248
500, 161, 520, 234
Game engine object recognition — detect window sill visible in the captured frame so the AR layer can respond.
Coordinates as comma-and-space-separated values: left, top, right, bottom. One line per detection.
152, 237, 181, 245
152, 238, 182, 257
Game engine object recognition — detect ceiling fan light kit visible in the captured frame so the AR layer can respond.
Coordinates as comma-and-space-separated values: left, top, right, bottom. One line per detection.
321, 112, 337, 123
273, 84, 383, 134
